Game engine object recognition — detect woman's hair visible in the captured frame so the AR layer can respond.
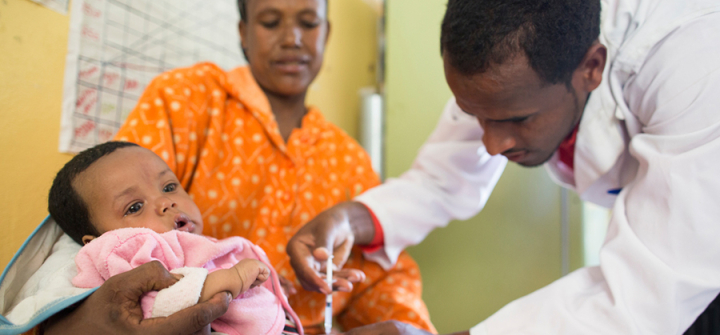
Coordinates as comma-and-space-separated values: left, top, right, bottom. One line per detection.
440, 0, 600, 86
48, 141, 140, 245
237, 0, 328, 21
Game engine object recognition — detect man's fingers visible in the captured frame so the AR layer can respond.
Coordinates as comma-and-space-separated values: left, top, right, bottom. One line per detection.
288, 235, 333, 294
142, 291, 231, 334
287, 203, 358, 295
302, 265, 333, 294
317, 269, 365, 292
313, 247, 331, 261
334, 268, 366, 284
332, 239, 354, 270
332, 277, 354, 292
289, 251, 332, 294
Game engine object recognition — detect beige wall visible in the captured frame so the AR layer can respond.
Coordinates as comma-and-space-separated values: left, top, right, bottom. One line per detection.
0, 0, 378, 269
384, 0, 584, 332
307, 0, 379, 139
0, 0, 74, 267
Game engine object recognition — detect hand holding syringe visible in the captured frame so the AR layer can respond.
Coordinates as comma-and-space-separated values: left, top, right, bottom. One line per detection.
320, 253, 367, 334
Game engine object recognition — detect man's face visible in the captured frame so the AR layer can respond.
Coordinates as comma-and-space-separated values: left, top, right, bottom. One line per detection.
444, 53, 586, 167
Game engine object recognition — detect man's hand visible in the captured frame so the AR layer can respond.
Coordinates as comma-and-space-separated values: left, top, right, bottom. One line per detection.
342, 320, 470, 335
287, 201, 372, 294
44, 261, 231, 335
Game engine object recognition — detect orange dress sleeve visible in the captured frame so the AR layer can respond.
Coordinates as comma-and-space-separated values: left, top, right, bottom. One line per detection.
113, 63, 226, 189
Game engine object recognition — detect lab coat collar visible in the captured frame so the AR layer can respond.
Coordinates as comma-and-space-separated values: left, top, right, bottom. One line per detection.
554, 0, 720, 199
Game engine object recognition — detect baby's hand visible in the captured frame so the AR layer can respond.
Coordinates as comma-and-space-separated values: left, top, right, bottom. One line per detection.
232, 259, 270, 297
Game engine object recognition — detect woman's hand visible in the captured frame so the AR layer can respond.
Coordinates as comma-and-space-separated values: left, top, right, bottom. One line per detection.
44, 261, 231, 335
287, 201, 373, 295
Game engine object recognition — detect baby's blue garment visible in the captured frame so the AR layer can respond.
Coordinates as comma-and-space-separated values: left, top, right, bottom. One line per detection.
0, 216, 95, 335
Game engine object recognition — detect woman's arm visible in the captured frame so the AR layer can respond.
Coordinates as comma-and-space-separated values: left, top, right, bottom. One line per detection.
199, 259, 270, 302
44, 262, 231, 335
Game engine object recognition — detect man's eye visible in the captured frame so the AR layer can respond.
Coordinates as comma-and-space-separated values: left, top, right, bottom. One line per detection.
126, 202, 143, 215
163, 183, 177, 193
499, 116, 530, 123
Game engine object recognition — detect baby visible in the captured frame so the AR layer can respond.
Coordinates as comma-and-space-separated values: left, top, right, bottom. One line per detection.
48, 141, 302, 335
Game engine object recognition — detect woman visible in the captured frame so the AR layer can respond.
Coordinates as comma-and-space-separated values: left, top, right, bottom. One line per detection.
112, 0, 435, 333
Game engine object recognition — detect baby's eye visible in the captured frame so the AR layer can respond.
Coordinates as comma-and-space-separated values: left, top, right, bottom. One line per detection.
163, 183, 177, 193
126, 202, 143, 216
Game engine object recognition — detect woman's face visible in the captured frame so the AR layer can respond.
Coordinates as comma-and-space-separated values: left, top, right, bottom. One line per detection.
240, 0, 329, 98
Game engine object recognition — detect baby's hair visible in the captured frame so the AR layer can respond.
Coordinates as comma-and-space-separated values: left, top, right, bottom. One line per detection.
48, 141, 140, 245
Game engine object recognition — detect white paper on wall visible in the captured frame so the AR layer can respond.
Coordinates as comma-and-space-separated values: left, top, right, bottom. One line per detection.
29, 0, 69, 15
59, 0, 245, 153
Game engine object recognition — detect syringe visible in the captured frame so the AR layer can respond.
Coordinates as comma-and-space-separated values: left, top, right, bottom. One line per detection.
324, 255, 333, 334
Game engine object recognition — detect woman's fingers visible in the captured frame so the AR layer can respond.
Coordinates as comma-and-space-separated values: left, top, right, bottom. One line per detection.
143, 291, 231, 334
44, 261, 229, 335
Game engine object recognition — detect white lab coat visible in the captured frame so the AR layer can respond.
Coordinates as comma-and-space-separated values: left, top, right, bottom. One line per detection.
356, 0, 720, 333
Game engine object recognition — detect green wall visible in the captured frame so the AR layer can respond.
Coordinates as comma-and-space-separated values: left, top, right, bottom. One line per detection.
384, 0, 584, 332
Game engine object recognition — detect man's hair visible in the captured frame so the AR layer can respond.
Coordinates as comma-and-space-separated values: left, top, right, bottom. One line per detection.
238, 0, 248, 21
441, 0, 601, 85
48, 141, 140, 245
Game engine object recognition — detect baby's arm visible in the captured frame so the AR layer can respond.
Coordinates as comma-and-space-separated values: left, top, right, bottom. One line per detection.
199, 259, 270, 302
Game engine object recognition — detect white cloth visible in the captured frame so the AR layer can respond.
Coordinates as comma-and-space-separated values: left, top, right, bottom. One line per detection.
152, 267, 208, 318
1, 227, 88, 326
357, 0, 720, 333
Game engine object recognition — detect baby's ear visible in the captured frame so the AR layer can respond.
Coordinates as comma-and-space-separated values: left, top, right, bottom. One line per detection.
81, 235, 96, 245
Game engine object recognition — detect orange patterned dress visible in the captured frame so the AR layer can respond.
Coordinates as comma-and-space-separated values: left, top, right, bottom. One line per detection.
112, 63, 436, 333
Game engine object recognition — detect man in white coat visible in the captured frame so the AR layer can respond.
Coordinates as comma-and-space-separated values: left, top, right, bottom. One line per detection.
287, 0, 720, 334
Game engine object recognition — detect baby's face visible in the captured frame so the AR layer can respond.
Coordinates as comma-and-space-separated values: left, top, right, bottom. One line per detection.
74, 146, 203, 240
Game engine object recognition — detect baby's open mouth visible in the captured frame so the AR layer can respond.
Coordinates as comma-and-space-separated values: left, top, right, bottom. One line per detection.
174, 213, 195, 233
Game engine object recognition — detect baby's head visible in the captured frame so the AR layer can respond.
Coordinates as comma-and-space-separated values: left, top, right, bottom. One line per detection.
49, 141, 203, 245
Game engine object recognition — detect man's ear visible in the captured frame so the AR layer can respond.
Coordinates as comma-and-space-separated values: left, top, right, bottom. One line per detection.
81, 235, 96, 245
574, 41, 607, 93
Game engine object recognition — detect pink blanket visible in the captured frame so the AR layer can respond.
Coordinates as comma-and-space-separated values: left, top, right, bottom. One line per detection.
72, 228, 302, 335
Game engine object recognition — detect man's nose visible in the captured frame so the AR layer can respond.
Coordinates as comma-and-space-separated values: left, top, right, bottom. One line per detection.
482, 124, 516, 156
155, 197, 177, 215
